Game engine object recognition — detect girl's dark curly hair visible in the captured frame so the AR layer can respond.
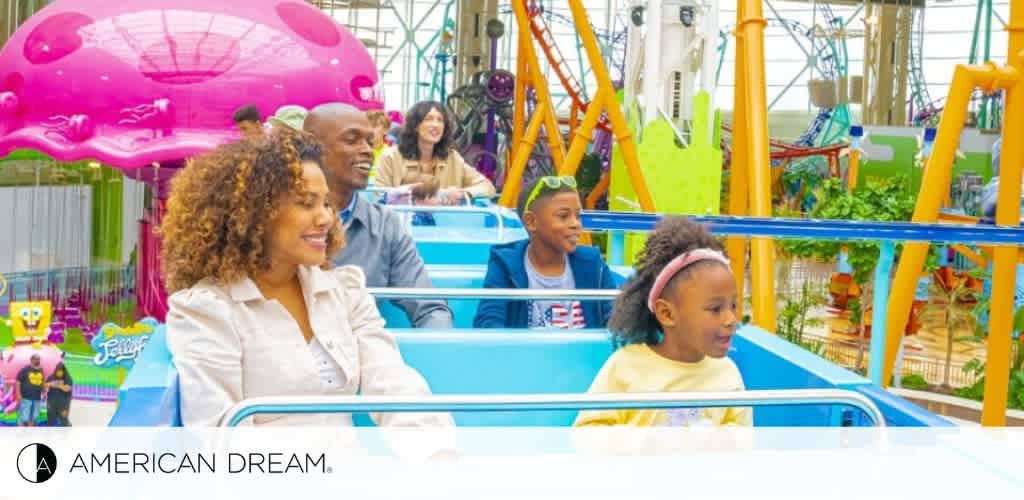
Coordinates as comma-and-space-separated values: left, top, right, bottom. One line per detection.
608, 216, 727, 347
160, 128, 344, 293
397, 100, 456, 161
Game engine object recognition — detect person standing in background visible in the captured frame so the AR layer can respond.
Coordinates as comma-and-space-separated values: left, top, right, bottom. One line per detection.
46, 362, 72, 426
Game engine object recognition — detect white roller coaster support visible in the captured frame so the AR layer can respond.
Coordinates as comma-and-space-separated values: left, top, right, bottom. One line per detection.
643, 0, 663, 125
702, 0, 718, 140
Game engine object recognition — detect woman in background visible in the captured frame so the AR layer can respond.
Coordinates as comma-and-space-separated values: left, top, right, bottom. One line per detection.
374, 101, 495, 202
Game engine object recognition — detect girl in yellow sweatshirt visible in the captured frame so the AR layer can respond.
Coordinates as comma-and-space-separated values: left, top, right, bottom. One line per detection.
575, 216, 752, 427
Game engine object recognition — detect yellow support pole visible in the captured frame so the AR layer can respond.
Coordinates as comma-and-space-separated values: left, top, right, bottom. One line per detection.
982, 2, 1024, 425
882, 63, 1020, 390
586, 171, 611, 209
561, 88, 608, 176
881, 68, 973, 387
506, 0, 566, 207
847, 149, 861, 190
499, 103, 548, 208
602, 92, 657, 212
728, 3, 749, 321
949, 244, 988, 269
738, 0, 777, 331
543, 113, 567, 172
512, 36, 527, 151
565, 0, 656, 213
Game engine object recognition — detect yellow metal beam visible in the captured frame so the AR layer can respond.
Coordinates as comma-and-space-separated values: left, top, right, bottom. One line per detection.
728, 2, 750, 321
982, 1, 1024, 426
500, 102, 548, 208
502, 0, 566, 208
738, 0, 777, 331
880, 55, 1022, 425
562, 0, 655, 213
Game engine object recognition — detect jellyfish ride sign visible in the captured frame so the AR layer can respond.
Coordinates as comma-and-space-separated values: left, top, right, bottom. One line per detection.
90, 318, 159, 369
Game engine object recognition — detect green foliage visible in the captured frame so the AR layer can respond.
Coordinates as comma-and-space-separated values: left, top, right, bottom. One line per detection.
575, 153, 603, 199
953, 353, 1024, 411
970, 268, 1024, 336
778, 176, 932, 285
59, 328, 96, 356
776, 281, 826, 356
900, 373, 930, 390
847, 297, 864, 333
922, 276, 980, 388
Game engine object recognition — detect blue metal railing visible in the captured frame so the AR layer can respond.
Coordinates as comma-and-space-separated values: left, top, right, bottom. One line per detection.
219, 389, 887, 427
581, 211, 1024, 245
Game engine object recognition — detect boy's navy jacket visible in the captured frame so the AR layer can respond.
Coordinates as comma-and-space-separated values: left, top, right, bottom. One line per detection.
473, 239, 619, 328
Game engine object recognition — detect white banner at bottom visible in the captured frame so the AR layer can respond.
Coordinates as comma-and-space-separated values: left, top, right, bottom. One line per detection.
1, 427, 1022, 499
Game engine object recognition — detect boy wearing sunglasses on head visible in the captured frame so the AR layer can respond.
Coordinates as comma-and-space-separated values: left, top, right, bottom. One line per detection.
473, 176, 617, 329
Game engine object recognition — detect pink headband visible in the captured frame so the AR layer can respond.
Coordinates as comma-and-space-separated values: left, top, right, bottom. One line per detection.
647, 248, 731, 312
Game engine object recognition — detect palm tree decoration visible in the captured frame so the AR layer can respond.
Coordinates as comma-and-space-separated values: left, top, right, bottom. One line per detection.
920, 275, 979, 389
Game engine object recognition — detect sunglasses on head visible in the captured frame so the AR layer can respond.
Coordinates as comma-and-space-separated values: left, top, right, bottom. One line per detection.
524, 175, 578, 211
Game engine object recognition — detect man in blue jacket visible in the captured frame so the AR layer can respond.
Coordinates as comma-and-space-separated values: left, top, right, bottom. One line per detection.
473, 176, 618, 329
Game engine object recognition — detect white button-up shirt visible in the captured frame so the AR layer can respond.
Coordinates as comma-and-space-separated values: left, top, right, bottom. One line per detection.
165, 265, 455, 437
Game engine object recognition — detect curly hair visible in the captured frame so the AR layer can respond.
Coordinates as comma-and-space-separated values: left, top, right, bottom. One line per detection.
397, 101, 456, 161
160, 128, 344, 293
608, 216, 727, 347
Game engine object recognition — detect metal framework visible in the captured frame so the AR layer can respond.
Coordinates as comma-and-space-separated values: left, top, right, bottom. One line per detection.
310, 0, 458, 109
880, 0, 1023, 425
0, 0, 44, 47
861, 0, 917, 125
968, 0, 1004, 129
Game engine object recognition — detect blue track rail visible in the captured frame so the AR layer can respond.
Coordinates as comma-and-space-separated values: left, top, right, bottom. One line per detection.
581, 211, 1024, 245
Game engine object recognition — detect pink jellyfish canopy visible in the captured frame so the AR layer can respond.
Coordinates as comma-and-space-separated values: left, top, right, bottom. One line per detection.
0, 0, 385, 321
0, 0, 384, 171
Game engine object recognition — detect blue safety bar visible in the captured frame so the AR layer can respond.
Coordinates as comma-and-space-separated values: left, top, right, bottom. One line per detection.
219, 389, 887, 427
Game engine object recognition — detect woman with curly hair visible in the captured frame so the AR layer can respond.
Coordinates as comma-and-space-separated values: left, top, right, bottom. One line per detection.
160, 129, 454, 442
373, 100, 495, 203
573, 216, 751, 427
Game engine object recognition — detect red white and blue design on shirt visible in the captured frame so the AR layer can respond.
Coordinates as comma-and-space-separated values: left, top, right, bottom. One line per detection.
529, 300, 586, 329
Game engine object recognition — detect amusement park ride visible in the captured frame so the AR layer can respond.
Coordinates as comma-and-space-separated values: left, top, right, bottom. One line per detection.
0, 0, 1020, 429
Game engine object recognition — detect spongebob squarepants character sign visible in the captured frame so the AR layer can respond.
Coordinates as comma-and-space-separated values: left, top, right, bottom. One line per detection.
9, 301, 53, 342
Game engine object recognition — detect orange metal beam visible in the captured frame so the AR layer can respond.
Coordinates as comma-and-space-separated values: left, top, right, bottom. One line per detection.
500, 102, 548, 208
503, 0, 566, 208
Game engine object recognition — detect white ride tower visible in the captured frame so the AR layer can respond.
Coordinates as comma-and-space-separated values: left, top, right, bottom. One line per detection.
624, 0, 719, 140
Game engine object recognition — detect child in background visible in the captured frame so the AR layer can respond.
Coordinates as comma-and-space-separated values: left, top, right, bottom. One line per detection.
574, 216, 751, 427
367, 110, 394, 176
473, 176, 617, 329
